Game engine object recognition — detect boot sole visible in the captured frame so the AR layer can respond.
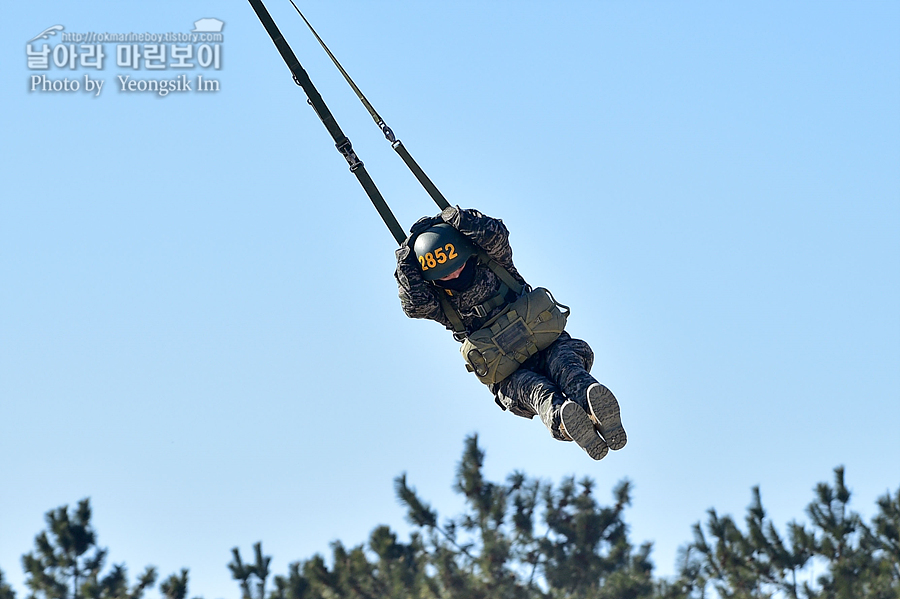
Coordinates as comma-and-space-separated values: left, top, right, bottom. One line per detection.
561, 401, 609, 461
587, 384, 627, 450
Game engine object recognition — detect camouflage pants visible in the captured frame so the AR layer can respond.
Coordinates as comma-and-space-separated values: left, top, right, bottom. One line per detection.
491, 332, 598, 441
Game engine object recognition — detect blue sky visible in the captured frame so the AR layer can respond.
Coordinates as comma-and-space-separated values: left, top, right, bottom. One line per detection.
2, 2, 898, 598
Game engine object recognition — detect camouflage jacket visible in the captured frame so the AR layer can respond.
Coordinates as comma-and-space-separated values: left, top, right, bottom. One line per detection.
395, 206, 527, 336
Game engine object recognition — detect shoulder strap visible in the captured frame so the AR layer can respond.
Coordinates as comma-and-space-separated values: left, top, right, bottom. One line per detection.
434, 252, 525, 339
437, 292, 467, 340
477, 251, 525, 295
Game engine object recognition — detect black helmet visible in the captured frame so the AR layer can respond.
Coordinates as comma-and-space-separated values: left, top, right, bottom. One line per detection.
413, 224, 477, 281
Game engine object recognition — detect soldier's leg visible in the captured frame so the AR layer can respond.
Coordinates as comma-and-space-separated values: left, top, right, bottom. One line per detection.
494, 368, 567, 439
494, 368, 608, 460
542, 332, 597, 406
543, 333, 627, 451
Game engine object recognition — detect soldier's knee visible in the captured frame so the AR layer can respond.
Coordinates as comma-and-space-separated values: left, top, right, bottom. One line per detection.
547, 336, 594, 370
562, 335, 594, 367
570, 339, 594, 370
494, 373, 537, 419
494, 390, 537, 419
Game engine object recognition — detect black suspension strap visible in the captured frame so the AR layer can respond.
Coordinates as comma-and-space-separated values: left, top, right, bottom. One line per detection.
247, 0, 407, 244
288, 1, 452, 212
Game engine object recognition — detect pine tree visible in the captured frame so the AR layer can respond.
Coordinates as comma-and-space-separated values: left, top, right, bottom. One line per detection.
268, 562, 310, 599
681, 486, 815, 598
539, 477, 654, 599
393, 433, 654, 598
670, 467, 900, 599
394, 436, 539, 598
247, 434, 654, 598
229, 543, 270, 599
21, 499, 106, 599
20, 499, 157, 599
81, 564, 157, 599
159, 570, 189, 599
1, 568, 16, 599
866, 485, 900, 597
803, 467, 899, 599
290, 528, 435, 599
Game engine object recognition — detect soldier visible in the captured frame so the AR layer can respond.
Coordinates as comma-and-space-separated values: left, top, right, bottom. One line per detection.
395, 205, 627, 460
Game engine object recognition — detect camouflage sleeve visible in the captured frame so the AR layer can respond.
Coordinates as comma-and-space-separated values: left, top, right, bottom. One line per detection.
394, 240, 453, 329
440, 206, 526, 285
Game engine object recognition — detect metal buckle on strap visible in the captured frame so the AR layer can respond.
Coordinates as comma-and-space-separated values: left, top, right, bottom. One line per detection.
336, 139, 363, 171
472, 304, 488, 318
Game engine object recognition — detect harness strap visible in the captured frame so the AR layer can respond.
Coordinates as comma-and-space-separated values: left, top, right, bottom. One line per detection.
468, 283, 510, 318
433, 253, 527, 339
437, 293, 467, 339
477, 251, 526, 296
248, 0, 407, 244
290, 2, 451, 212
437, 284, 506, 339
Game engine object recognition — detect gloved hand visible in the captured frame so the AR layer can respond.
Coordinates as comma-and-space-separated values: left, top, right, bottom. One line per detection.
410, 213, 445, 236
395, 216, 440, 295
395, 213, 444, 265
439, 205, 461, 228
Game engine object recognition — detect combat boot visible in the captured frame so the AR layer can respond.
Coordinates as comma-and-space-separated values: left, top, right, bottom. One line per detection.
586, 383, 627, 450
561, 400, 609, 460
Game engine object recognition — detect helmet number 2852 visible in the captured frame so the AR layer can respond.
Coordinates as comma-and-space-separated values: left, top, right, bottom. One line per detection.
419, 243, 458, 271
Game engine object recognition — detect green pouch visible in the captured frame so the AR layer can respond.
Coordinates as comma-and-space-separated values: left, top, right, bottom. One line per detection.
460, 287, 569, 385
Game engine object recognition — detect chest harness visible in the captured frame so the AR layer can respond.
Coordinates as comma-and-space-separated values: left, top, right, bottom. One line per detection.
436, 252, 524, 338
432, 251, 569, 385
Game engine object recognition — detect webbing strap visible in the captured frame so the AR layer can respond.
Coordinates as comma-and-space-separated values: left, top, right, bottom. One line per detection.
434, 255, 525, 338
478, 252, 525, 295
391, 141, 451, 211
248, 0, 407, 245
438, 294, 467, 337
290, 2, 451, 212
476, 283, 511, 316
